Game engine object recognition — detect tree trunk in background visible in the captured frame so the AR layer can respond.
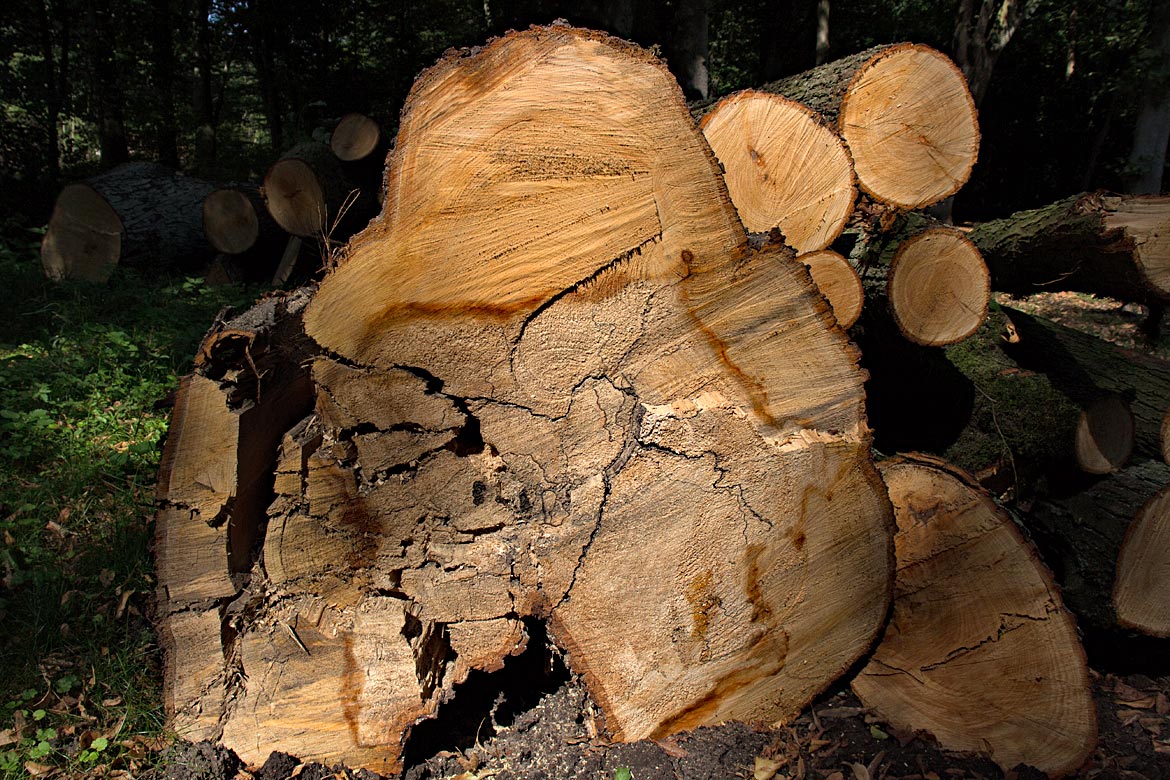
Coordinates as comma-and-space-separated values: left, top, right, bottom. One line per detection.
249, 0, 284, 153
599, 0, 635, 37
192, 0, 216, 175
38, 0, 62, 183
1124, 1, 1170, 195
758, 0, 815, 82
952, 0, 1034, 107
666, 0, 709, 100
815, 0, 829, 65
86, 0, 129, 166
152, 0, 180, 169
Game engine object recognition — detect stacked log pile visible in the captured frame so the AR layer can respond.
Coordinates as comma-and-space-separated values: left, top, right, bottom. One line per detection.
148, 23, 1170, 780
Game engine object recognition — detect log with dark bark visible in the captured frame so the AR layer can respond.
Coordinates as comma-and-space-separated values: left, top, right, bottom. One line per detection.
41, 161, 216, 282
969, 191, 1170, 305
853, 455, 1096, 778
1114, 481, 1170, 638
699, 91, 855, 252
156, 25, 895, 775
262, 141, 377, 240
764, 44, 979, 210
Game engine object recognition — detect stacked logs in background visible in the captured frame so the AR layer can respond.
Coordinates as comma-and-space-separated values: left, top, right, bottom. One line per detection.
40, 113, 389, 285
139, 24, 1170, 779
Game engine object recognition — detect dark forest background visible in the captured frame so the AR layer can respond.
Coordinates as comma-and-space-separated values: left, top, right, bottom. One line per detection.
1, 0, 1168, 229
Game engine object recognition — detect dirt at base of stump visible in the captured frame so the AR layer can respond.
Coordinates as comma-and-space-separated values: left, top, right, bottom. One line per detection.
145, 669, 1169, 780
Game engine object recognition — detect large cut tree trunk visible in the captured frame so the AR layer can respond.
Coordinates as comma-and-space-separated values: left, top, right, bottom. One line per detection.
41, 162, 217, 282
763, 44, 979, 210
970, 191, 1170, 305
853, 455, 1096, 778
155, 25, 895, 775
698, 91, 855, 253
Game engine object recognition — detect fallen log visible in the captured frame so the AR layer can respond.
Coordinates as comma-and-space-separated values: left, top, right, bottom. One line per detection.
764, 44, 979, 211
41, 161, 216, 282
201, 184, 284, 256
969, 192, 1170, 305
799, 249, 863, 328
853, 454, 1096, 778
330, 112, 384, 162
157, 24, 895, 774
699, 91, 855, 252
1114, 480, 1170, 638
262, 141, 377, 241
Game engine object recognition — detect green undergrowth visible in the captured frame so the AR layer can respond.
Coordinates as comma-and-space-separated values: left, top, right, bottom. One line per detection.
0, 227, 262, 778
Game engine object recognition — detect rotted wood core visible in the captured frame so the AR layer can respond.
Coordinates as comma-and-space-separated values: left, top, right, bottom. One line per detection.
800, 249, 863, 328
331, 113, 382, 162
886, 227, 989, 346
157, 24, 896, 775
1075, 394, 1135, 475
699, 91, 855, 252
854, 455, 1096, 779
1114, 484, 1170, 638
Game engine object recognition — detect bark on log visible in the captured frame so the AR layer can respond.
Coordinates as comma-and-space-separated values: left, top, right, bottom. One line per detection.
763, 44, 979, 210
262, 141, 378, 240
886, 225, 989, 346
799, 249, 863, 328
202, 184, 284, 256
1114, 481, 1170, 638
853, 455, 1096, 778
699, 91, 855, 252
156, 25, 896, 774
969, 191, 1170, 305
41, 161, 216, 282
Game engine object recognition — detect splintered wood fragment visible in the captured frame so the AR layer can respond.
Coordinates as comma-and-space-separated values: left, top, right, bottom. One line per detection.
1075, 394, 1135, 474
160, 24, 896, 775
42, 162, 216, 282
800, 249, 863, 328
1114, 484, 1170, 637
331, 113, 383, 162
853, 455, 1096, 778
970, 192, 1170, 304
887, 227, 989, 346
765, 44, 978, 210
699, 91, 855, 252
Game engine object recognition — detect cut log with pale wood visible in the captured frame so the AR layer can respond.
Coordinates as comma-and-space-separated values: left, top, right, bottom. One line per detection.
800, 249, 863, 328
41, 161, 216, 282
262, 141, 377, 240
886, 225, 989, 346
853, 455, 1096, 778
201, 184, 283, 256
330, 112, 384, 162
765, 44, 979, 210
156, 24, 895, 775
1075, 393, 1135, 474
1114, 482, 1170, 637
699, 91, 855, 252
970, 192, 1170, 305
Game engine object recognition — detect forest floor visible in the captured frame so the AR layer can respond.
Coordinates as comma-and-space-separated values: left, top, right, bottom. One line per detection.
2, 227, 1167, 780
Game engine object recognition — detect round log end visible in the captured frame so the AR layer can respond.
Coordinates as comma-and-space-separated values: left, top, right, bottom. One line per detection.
800, 249, 863, 329
840, 44, 979, 210
264, 158, 327, 237
855, 455, 1097, 778
887, 228, 989, 346
40, 183, 123, 283
701, 91, 855, 252
1114, 484, 1170, 638
1075, 394, 1135, 475
202, 189, 260, 254
331, 113, 382, 162
1103, 194, 1170, 299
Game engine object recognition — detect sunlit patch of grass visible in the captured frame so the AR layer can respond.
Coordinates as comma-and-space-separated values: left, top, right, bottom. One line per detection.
0, 226, 262, 777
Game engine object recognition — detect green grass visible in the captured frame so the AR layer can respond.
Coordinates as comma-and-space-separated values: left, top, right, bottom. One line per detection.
0, 226, 262, 777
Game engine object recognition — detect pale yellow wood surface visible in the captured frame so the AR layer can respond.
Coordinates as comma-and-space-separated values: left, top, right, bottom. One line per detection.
887, 227, 989, 346
840, 45, 979, 210
854, 457, 1096, 778
264, 159, 326, 237
1114, 484, 1170, 637
800, 249, 863, 328
1101, 193, 1170, 298
700, 92, 855, 251
40, 183, 122, 282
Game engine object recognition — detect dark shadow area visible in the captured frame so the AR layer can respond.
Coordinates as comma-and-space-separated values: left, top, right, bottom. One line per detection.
401, 617, 571, 772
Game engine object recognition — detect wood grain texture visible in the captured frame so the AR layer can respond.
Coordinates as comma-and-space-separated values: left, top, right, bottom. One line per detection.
887, 227, 989, 346
800, 249, 863, 328
854, 456, 1096, 778
1114, 484, 1170, 637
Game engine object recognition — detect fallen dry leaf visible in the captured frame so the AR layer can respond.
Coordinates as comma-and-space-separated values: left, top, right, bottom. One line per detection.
0, 729, 13, 746
1118, 696, 1157, 709
23, 762, 55, 777
823, 773, 844, 780
755, 755, 786, 780
850, 762, 871, 780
